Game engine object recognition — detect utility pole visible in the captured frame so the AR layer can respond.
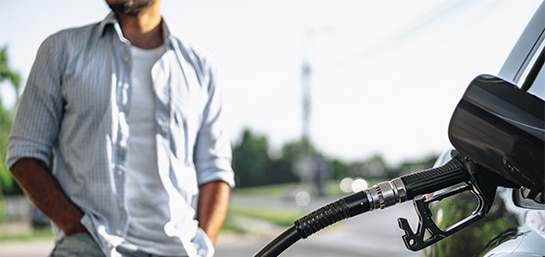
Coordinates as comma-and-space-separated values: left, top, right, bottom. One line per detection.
293, 30, 315, 188
295, 27, 333, 196
301, 27, 316, 152
301, 58, 312, 151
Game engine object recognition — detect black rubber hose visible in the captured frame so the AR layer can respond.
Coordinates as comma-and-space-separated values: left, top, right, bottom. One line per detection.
253, 226, 299, 257
295, 191, 369, 238
254, 191, 370, 257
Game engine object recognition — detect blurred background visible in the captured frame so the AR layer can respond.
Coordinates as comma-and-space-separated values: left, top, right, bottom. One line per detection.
0, 1, 542, 256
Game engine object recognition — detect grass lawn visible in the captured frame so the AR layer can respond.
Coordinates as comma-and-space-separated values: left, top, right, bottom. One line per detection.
0, 227, 54, 242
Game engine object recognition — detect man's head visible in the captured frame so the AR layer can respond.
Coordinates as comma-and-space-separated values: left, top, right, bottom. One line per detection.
106, 0, 156, 16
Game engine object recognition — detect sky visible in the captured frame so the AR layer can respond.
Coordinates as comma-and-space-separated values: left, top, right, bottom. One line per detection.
0, 0, 542, 165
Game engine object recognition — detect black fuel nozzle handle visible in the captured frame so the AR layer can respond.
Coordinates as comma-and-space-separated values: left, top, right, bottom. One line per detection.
396, 153, 501, 251
401, 156, 470, 200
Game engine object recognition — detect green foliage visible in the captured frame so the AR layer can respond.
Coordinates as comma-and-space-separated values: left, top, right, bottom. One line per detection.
228, 205, 303, 227
328, 158, 350, 180
0, 46, 21, 195
0, 227, 54, 242
232, 129, 273, 187
232, 129, 301, 187
0, 47, 21, 91
278, 140, 315, 162
0, 107, 14, 194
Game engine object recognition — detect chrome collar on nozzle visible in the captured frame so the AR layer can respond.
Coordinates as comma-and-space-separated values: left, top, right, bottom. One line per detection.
364, 178, 407, 210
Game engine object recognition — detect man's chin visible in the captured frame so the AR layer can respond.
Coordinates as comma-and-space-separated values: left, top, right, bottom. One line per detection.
107, 0, 155, 16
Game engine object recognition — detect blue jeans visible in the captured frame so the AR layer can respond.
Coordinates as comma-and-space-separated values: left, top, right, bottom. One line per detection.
48, 233, 187, 257
49, 233, 104, 257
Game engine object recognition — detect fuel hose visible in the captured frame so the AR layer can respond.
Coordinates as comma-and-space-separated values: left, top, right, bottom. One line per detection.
254, 156, 470, 257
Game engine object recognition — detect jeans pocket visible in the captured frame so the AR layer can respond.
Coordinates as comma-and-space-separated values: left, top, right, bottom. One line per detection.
49, 233, 104, 257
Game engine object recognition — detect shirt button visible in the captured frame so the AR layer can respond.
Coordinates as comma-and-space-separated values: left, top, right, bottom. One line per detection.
116, 230, 122, 236
117, 169, 123, 176
123, 56, 129, 62
106, 243, 112, 248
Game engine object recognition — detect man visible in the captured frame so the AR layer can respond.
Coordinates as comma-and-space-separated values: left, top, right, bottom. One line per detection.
6, 0, 235, 256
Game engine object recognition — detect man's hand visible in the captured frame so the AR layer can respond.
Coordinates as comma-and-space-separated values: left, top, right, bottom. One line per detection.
10, 158, 88, 235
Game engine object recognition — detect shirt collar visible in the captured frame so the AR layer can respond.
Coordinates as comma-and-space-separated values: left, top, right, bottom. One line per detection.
98, 12, 174, 48
98, 12, 118, 37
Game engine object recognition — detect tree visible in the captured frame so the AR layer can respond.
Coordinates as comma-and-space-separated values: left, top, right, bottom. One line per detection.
0, 47, 21, 91
232, 129, 273, 187
0, 46, 21, 195
232, 129, 302, 187
328, 158, 350, 180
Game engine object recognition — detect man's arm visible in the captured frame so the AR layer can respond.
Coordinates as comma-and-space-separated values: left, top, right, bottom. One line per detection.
197, 180, 231, 244
10, 158, 88, 235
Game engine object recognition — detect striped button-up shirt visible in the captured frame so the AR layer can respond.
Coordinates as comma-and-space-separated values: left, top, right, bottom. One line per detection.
6, 13, 235, 257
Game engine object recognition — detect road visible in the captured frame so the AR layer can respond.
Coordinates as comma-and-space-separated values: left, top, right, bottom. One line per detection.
0, 195, 422, 257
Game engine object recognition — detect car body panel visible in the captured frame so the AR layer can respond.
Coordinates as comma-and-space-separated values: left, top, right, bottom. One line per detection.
424, 2, 545, 257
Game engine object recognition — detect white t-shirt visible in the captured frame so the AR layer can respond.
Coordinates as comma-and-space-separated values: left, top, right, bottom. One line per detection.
126, 45, 192, 256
